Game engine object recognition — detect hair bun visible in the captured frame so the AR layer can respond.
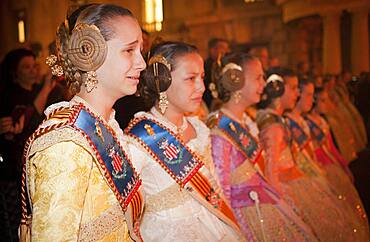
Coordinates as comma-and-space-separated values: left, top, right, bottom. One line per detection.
219, 63, 244, 92
67, 23, 107, 72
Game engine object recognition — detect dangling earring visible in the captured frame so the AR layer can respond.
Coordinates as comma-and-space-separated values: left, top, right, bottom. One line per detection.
84, 70, 98, 93
232, 90, 242, 104
159, 92, 169, 114
152, 61, 169, 114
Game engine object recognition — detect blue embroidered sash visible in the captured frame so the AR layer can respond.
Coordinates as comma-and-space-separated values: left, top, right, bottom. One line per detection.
71, 106, 141, 209
126, 117, 241, 229
285, 116, 309, 148
218, 113, 261, 161
22, 104, 144, 241
304, 117, 325, 142
127, 118, 202, 186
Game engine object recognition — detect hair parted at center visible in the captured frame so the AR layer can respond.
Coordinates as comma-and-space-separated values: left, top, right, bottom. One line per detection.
56, 3, 134, 95
139, 41, 199, 108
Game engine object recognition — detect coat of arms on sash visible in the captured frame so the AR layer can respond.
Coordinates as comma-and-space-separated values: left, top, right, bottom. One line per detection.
158, 138, 183, 164
108, 146, 127, 179
239, 133, 250, 147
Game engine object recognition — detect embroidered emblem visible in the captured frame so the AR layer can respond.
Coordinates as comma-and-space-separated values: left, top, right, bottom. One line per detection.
95, 121, 105, 143
158, 138, 182, 164
109, 147, 127, 179
229, 122, 237, 132
205, 188, 222, 208
144, 124, 155, 136
239, 133, 250, 147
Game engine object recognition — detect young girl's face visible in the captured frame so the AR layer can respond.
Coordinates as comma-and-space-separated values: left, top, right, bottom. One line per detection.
316, 91, 330, 114
240, 59, 265, 105
96, 16, 146, 99
296, 83, 314, 113
166, 52, 205, 114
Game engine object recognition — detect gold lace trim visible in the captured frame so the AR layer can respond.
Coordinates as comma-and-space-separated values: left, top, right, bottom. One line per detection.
78, 204, 125, 241
146, 184, 192, 213
29, 127, 93, 157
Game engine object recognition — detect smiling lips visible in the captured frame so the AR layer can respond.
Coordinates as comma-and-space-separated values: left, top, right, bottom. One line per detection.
127, 75, 140, 83
191, 96, 203, 104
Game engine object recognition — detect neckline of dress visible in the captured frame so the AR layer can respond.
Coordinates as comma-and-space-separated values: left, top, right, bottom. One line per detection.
150, 107, 189, 136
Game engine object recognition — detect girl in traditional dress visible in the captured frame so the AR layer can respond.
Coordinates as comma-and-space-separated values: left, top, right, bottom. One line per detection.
206, 52, 317, 241
305, 88, 370, 240
285, 78, 370, 240
21, 4, 146, 241
125, 41, 243, 241
256, 71, 356, 241
321, 76, 358, 161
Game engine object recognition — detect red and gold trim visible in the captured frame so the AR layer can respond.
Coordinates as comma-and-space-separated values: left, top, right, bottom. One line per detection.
189, 172, 239, 227
21, 104, 143, 241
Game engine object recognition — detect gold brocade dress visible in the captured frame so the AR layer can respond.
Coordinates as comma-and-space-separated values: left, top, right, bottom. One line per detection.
24, 97, 140, 242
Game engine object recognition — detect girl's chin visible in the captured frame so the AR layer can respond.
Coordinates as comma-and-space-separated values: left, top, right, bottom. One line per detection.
122, 86, 137, 97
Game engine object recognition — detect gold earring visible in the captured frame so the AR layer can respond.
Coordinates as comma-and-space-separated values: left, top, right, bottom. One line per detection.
233, 90, 242, 104
85, 71, 98, 93
159, 92, 168, 114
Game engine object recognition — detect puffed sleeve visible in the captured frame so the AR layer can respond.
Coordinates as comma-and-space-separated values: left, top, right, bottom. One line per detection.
210, 135, 232, 201
27, 141, 94, 241
258, 123, 286, 192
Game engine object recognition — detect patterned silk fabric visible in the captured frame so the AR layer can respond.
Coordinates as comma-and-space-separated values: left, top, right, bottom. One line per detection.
26, 97, 133, 241
209, 111, 317, 241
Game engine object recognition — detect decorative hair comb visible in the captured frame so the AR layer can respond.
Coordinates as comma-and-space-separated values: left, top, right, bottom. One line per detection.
221, 63, 242, 75
266, 74, 284, 83
148, 55, 171, 71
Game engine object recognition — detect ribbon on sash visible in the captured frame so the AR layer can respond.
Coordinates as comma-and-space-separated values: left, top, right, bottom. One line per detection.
285, 116, 310, 149
217, 113, 265, 173
304, 117, 325, 142
126, 117, 240, 231
71, 105, 143, 241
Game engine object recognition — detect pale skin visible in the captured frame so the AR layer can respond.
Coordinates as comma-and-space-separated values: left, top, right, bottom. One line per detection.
156, 52, 205, 143
222, 59, 265, 123
77, 15, 146, 121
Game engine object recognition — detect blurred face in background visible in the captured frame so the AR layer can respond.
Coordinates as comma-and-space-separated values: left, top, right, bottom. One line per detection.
15, 56, 38, 89
210, 41, 230, 60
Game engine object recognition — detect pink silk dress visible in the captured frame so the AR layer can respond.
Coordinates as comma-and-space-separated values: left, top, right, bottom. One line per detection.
208, 111, 317, 242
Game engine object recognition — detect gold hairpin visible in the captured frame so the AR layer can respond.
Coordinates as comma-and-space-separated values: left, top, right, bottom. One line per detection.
148, 55, 171, 71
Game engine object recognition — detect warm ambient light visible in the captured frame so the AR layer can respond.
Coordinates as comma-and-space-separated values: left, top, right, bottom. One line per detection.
18, 20, 25, 43
144, 0, 163, 32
